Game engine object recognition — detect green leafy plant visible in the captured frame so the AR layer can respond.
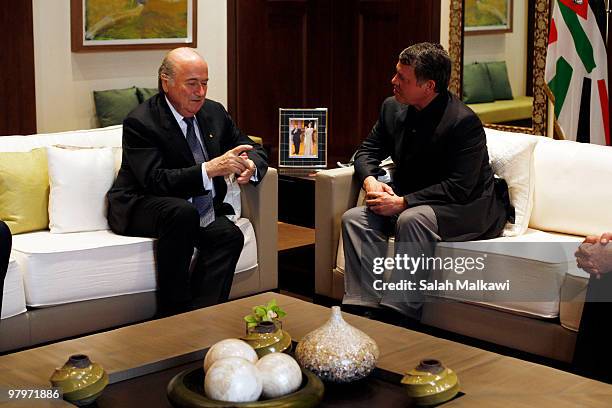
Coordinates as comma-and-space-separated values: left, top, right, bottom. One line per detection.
244, 299, 287, 328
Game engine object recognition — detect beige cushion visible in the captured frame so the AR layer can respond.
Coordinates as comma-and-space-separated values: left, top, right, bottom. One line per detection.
485, 128, 539, 236
530, 138, 612, 236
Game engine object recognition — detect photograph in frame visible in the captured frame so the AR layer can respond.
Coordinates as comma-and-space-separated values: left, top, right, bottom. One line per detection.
464, 0, 513, 35
71, 0, 197, 52
279, 108, 328, 168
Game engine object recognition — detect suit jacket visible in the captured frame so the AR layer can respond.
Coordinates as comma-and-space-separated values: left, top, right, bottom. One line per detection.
291, 128, 301, 145
107, 94, 268, 234
354, 92, 507, 241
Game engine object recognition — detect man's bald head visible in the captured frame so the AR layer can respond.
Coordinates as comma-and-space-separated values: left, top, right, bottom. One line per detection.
158, 47, 209, 117
158, 48, 207, 93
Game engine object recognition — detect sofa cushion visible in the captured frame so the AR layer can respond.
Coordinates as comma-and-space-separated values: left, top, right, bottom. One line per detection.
335, 228, 584, 319
462, 63, 495, 104
234, 218, 258, 273
485, 128, 539, 236
11, 218, 258, 307
11, 230, 157, 307
485, 61, 513, 100
1, 257, 27, 319
0, 125, 123, 152
0, 148, 49, 234
46, 146, 115, 233
94, 87, 140, 127
136, 87, 158, 103
530, 137, 612, 237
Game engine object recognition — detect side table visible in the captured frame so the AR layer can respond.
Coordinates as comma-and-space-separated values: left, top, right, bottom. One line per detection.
278, 168, 320, 228
277, 168, 322, 298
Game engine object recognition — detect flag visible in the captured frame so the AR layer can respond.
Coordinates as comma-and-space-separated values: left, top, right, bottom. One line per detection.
545, 0, 609, 145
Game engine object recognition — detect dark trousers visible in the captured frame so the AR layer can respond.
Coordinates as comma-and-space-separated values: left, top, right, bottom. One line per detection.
0, 221, 12, 319
573, 272, 612, 383
122, 196, 244, 314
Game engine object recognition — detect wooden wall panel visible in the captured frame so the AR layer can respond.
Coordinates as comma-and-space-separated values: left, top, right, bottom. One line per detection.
228, 0, 441, 166
0, 1, 36, 135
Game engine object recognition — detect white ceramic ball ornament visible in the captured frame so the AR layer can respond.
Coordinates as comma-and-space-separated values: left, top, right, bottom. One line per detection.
256, 353, 302, 398
204, 357, 262, 402
203, 338, 258, 373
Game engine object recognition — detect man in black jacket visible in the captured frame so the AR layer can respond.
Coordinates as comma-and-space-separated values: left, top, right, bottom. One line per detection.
107, 48, 268, 315
342, 43, 507, 319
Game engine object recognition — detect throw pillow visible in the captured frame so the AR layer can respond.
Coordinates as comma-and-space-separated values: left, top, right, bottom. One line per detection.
46, 146, 115, 233
462, 63, 495, 104
485, 128, 539, 236
0, 149, 49, 234
93, 87, 140, 127
485, 61, 513, 100
136, 87, 158, 103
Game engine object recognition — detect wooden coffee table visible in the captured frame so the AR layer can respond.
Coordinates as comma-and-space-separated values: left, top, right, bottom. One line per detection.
1, 292, 611, 407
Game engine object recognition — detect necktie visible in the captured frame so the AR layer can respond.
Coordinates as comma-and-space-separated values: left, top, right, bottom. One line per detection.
184, 117, 215, 227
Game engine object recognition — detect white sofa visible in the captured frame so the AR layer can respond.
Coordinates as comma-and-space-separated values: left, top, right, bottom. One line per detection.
315, 128, 612, 362
0, 125, 278, 351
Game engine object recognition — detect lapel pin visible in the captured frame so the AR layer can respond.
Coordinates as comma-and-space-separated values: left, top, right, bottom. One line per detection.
209, 134, 214, 138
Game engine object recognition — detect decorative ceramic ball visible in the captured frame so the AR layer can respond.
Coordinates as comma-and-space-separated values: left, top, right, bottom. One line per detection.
204, 357, 262, 402
203, 338, 258, 373
256, 353, 302, 398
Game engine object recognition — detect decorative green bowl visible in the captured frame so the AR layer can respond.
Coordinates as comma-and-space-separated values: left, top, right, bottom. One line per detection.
49, 354, 108, 407
241, 321, 292, 357
401, 359, 459, 406
167, 366, 324, 408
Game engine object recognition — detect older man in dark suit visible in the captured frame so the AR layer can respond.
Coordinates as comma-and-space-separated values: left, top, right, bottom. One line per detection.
107, 48, 267, 315
342, 43, 509, 320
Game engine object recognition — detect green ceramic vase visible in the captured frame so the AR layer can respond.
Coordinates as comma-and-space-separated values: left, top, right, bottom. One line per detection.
49, 354, 108, 406
401, 359, 459, 406
241, 320, 292, 357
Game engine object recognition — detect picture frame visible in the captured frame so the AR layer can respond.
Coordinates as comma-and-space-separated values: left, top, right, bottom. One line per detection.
464, 0, 513, 35
279, 108, 328, 168
71, 0, 197, 52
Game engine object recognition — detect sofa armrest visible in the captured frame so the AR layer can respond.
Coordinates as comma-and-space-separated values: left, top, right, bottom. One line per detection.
315, 167, 360, 297
240, 168, 278, 291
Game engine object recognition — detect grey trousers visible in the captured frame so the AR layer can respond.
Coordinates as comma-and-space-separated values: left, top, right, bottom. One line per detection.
341, 205, 440, 318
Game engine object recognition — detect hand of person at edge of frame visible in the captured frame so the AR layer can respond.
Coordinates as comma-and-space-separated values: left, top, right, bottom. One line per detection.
576, 232, 612, 279
205, 145, 253, 179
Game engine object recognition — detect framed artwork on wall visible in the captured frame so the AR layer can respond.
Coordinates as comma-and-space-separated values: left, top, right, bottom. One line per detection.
71, 0, 197, 52
465, 0, 513, 35
279, 108, 328, 168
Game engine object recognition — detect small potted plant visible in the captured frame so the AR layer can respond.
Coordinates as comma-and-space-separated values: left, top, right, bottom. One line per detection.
242, 299, 291, 356
244, 299, 287, 330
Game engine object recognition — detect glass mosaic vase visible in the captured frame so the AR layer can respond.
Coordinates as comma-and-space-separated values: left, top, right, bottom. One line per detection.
295, 306, 379, 383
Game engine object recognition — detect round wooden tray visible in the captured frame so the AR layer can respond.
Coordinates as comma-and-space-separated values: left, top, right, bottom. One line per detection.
167, 366, 324, 408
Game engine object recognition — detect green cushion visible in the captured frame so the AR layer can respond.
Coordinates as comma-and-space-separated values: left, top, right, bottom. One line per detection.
462, 63, 495, 104
136, 87, 158, 103
93, 87, 140, 127
485, 61, 513, 100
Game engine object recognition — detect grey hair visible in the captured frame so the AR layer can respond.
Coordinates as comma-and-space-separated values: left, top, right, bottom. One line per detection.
158, 54, 176, 93
398, 42, 451, 93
